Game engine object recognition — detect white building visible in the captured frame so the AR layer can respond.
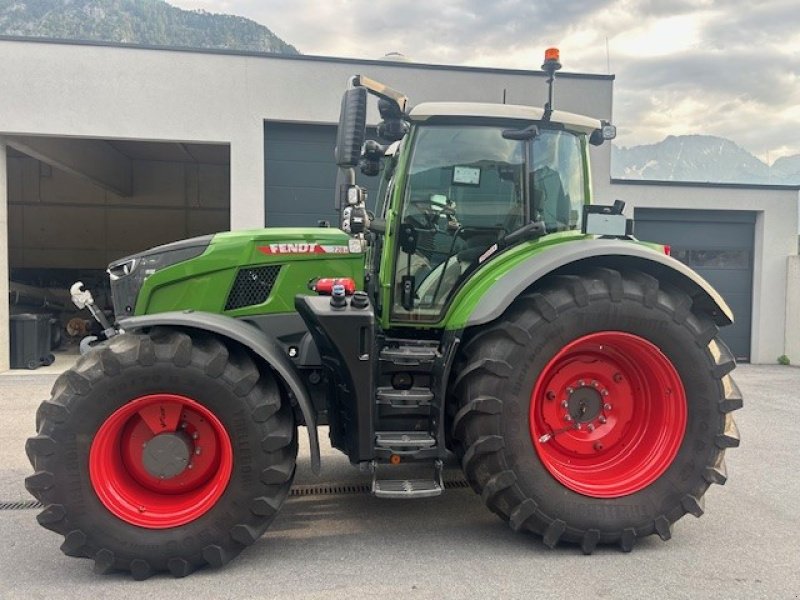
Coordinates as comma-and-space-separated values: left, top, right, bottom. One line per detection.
0, 36, 797, 366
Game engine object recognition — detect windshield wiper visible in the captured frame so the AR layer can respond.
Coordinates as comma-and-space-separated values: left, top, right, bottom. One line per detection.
502, 124, 540, 140
499, 220, 547, 248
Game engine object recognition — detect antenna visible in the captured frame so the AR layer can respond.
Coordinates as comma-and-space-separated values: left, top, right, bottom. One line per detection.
541, 48, 562, 121
605, 37, 611, 73
502, 88, 507, 104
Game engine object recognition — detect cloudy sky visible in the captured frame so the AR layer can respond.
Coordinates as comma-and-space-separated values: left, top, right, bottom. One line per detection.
170, 0, 800, 161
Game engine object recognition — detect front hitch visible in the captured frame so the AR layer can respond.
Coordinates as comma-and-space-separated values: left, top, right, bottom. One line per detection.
70, 282, 119, 353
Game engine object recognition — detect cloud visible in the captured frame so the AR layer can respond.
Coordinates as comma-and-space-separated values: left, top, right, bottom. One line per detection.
168, 0, 800, 159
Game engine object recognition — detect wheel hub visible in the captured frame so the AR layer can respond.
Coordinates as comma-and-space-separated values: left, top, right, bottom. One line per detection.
142, 432, 192, 479
566, 386, 603, 423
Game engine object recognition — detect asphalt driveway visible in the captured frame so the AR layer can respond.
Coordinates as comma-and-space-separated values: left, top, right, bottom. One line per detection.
1, 364, 798, 599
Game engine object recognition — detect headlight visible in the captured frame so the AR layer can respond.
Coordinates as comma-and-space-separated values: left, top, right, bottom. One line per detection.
107, 235, 213, 319
108, 257, 139, 279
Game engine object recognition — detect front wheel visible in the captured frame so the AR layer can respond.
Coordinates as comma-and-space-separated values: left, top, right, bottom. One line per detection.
26, 328, 297, 578
451, 268, 741, 552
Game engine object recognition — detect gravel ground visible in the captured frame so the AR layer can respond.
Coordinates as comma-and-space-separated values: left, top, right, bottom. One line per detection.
1, 364, 798, 600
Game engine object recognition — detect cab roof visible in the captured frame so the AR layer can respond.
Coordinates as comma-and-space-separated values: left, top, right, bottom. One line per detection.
408, 102, 600, 135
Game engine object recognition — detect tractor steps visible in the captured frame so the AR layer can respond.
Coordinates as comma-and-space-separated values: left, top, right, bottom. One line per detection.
375, 431, 436, 450
376, 387, 434, 407
371, 459, 444, 499
379, 344, 439, 367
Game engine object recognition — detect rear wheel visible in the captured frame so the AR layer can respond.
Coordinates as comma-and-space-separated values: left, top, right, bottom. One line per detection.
451, 268, 741, 552
26, 328, 297, 578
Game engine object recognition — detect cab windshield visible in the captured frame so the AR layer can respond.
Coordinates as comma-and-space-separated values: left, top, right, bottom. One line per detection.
391, 124, 585, 322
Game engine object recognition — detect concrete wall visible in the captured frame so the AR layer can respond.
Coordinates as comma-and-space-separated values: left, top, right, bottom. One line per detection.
611, 181, 799, 363
0, 38, 614, 229
7, 154, 229, 269
786, 255, 800, 364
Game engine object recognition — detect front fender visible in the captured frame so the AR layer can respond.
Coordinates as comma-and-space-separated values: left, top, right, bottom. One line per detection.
119, 311, 321, 474
449, 239, 734, 329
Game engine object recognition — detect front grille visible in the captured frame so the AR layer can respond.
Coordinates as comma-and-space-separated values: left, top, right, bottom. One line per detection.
225, 265, 281, 311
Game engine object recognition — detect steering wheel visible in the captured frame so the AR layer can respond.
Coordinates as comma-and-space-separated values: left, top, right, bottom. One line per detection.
408, 199, 457, 230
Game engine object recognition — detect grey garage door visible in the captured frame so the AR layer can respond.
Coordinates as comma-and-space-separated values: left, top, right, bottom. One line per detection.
634, 209, 755, 361
264, 122, 379, 227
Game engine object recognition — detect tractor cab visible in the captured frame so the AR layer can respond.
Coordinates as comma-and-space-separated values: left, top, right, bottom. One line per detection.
334, 66, 615, 326
384, 103, 597, 323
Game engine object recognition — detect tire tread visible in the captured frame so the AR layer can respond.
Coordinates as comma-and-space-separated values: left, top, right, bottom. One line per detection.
451, 267, 741, 554
26, 328, 296, 578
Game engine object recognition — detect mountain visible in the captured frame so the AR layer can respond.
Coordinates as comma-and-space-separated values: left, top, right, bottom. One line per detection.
772, 154, 800, 183
0, 0, 298, 54
611, 134, 800, 185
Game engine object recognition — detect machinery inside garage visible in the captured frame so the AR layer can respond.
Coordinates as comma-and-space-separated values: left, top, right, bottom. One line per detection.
5, 136, 230, 368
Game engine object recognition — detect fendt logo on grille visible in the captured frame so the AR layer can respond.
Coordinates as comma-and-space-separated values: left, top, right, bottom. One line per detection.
257, 242, 350, 255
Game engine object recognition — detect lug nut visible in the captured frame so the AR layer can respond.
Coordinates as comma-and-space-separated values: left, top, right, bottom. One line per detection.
591, 380, 599, 387
566, 387, 574, 395
195, 447, 202, 455
604, 403, 612, 411
599, 416, 607, 424
587, 424, 595, 432
561, 400, 569, 408
564, 415, 572, 422
578, 380, 585, 386
192, 432, 199, 440
601, 390, 609, 396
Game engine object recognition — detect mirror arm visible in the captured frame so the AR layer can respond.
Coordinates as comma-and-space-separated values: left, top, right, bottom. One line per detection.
369, 218, 386, 234
353, 74, 409, 115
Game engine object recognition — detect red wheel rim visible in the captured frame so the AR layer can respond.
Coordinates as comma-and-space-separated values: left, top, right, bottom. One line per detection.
530, 332, 686, 498
89, 393, 233, 528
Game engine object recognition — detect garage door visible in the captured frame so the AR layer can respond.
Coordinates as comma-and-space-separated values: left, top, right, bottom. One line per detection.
634, 209, 755, 361
264, 122, 379, 227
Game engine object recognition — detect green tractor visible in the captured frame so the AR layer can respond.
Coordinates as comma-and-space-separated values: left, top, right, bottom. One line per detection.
26, 50, 741, 579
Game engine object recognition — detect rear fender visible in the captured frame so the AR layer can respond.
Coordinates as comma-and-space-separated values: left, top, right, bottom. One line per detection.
119, 311, 321, 474
461, 239, 734, 328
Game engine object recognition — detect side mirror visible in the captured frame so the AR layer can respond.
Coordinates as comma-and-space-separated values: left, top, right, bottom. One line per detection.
335, 87, 368, 168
